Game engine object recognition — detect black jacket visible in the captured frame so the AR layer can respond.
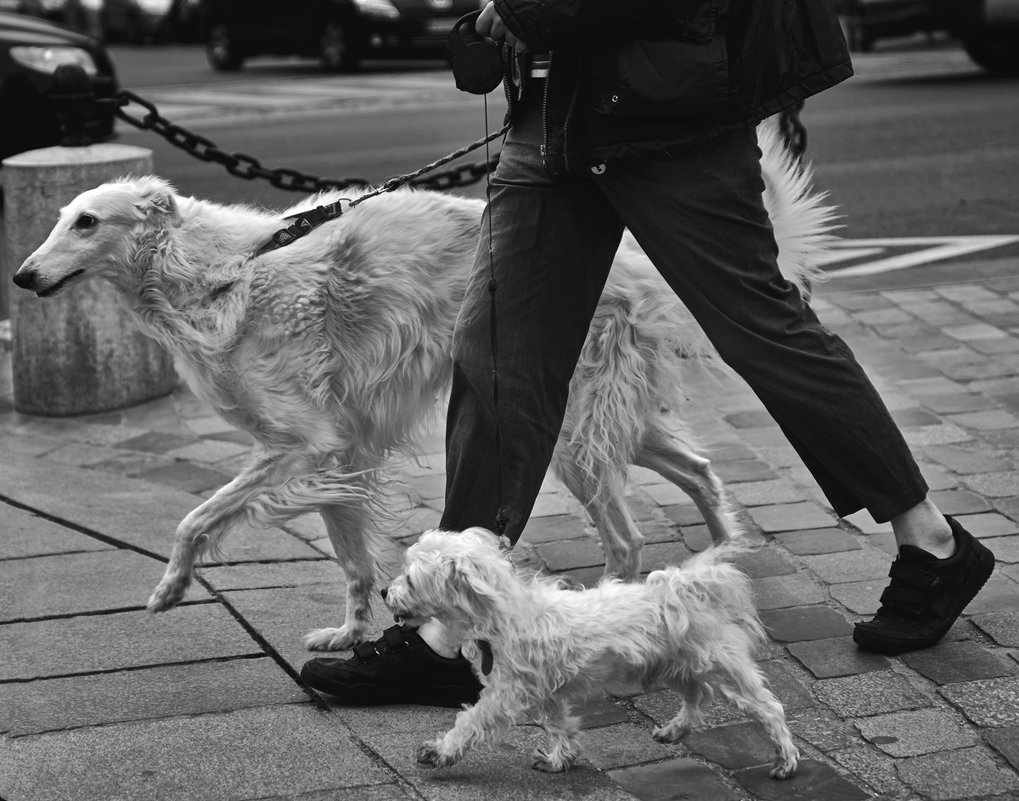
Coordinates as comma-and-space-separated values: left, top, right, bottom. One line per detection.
492, 0, 853, 175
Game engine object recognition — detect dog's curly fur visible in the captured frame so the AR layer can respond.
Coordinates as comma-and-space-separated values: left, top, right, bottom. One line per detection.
385, 527, 799, 778
14, 122, 836, 651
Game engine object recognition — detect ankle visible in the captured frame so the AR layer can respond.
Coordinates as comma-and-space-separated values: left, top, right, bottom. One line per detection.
891, 501, 954, 558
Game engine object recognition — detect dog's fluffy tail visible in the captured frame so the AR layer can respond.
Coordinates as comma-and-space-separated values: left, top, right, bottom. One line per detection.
648, 540, 767, 653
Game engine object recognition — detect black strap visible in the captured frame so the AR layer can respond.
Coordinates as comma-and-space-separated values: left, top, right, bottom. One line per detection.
253, 200, 347, 257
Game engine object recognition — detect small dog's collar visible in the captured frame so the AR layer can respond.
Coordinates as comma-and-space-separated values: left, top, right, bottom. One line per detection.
477, 638, 494, 675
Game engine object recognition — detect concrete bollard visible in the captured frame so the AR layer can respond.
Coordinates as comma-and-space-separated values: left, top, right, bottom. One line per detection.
2, 144, 177, 416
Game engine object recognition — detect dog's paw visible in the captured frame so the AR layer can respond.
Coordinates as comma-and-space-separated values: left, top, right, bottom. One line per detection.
147, 576, 188, 613
531, 749, 571, 773
303, 626, 364, 651
651, 723, 690, 744
770, 753, 798, 780
416, 741, 456, 769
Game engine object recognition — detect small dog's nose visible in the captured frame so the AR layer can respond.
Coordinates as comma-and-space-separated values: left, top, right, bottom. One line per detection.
12, 270, 35, 289
380, 587, 388, 600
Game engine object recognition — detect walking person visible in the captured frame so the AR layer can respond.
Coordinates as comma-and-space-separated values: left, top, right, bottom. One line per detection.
301, 0, 996, 706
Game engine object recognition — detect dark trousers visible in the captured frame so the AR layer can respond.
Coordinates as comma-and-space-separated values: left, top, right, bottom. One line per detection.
440, 92, 927, 544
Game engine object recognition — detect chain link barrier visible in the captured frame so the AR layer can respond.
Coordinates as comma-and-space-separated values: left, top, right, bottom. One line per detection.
110, 87, 806, 195
112, 89, 500, 194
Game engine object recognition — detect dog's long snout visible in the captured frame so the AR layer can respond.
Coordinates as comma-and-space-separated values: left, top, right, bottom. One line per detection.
12, 268, 36, 290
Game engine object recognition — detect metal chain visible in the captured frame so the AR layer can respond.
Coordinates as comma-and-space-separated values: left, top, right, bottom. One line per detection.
112, 89, 500, 193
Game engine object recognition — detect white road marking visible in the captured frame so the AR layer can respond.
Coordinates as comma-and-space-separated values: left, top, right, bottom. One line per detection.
823, 236, 1019, 276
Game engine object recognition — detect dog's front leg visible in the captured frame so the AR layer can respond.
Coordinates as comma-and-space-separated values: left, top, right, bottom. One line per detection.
417, 685, 523, 769
148, 452, 297, 612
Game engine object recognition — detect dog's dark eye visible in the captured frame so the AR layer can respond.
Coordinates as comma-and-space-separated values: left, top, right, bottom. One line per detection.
74, 214, 97, 231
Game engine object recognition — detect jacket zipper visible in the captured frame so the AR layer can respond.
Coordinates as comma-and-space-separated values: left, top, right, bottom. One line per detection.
540, 51, 552, 175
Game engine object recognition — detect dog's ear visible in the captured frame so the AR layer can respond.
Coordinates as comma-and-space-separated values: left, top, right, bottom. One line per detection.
447, 554, 500, 619
133, 177, 182, 227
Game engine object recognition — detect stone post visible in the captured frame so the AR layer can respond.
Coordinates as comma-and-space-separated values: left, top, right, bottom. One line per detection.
2, 144, 177, 416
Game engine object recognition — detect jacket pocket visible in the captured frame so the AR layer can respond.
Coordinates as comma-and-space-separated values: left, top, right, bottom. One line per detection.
591, 33, 730, 117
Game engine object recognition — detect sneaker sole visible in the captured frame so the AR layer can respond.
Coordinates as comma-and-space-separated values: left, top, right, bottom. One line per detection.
308, 681, 478, 708
853, 538, 995, 655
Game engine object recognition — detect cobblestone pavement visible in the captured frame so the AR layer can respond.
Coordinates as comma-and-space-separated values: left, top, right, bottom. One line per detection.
1, 268, 1018, 801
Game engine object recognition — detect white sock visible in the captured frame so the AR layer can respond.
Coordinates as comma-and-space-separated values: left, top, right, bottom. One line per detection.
418, 618, 460, 658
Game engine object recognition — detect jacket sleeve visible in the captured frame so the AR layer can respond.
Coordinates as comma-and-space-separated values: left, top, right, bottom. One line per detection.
492, 0, 718, 50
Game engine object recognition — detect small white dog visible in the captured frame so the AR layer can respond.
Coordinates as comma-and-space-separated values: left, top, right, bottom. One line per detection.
384, 528, 799, 778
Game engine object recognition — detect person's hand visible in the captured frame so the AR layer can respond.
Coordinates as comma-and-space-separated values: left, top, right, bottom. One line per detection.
476, 1, 524, 49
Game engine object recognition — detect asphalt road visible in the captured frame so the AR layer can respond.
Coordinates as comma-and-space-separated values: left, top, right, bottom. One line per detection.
106, 38, 1019, 290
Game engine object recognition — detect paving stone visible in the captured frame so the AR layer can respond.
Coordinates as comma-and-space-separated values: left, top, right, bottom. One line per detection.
972, 610, 1019, 646
985, 725, 1019, 771
983, 534, 1019, 563
0, 603, 261, 681
610, 758, 733, 801
684, 720, 775, 769
0, 503, 113, 559
759, 605, 852, 643
135, 461, 234, 493
751, 572, 825, 610
198, 521, 324, 565
114, 431, 199, 453
46, 441, 129, 467
965, 577, 1019, 614
576, 695, 631, 729
921, 393, 999, 414
855, 708, 978, 757
522, 514, 590, 544
927, 488, 993, 516
750, 503, 835, 533
662, 503, 706, 528
201, 560, 343, 591
91, 451, 177, 477
730, 479, 809, 506
828, 580, 883, 615
578, 724, 682, 771
902, 640, 1018, 686
734, 759, 870, 801
940, 677, 1019, 726
0, 657, 306, 735
772, 528, 861, 555
901, 423, 973, 447
0, 549, 207, 622
786, 636, 891, 679
798, 549, 890, 583
760, 660, 813, 710
786, 708, 858, 752
948, 410, 1019, 431
641, 541, 695, 570
632, 690, 742, 730
0, 705, 392, 801
813, 671, 930, 718
829, 745, 903, 796
840, 510, 892, 536
536, 539, 605, 571
896, 746, 1019, 801
954, 511, 1019, 539
890, 407, 942, 427
730, 547, 796, 579
963, 470, 1019, 498
713, 459, 780, 483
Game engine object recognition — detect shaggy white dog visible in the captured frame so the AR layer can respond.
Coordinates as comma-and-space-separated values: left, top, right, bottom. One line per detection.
13, 123, 835, 651
384, 528, 798, 777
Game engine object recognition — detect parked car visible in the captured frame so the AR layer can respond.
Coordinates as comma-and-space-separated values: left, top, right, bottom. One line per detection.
100, 0, 201, 42
202, 0, 480, 72
0, 10, 118, 162
841, 0, 1019, 74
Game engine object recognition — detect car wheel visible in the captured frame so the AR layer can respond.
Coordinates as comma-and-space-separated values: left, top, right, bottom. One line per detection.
320, 22, 360, 72
963, 31, 1019, 76
206, 23, 244, 71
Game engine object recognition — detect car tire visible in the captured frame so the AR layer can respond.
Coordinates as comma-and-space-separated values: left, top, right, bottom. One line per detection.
963, 31, 1019, 76
206, 23, 244, 71
320, 22, 360, 72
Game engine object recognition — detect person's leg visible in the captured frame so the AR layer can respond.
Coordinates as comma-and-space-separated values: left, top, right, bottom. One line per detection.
590, 127, 992, 653
302, 87, 625, 704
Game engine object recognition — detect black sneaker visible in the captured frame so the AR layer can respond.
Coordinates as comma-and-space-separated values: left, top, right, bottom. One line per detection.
854, 515, 995, 655
300, 624, 482, 707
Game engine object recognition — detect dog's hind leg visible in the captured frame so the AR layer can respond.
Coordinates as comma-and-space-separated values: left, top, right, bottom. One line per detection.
148, 451, 299, 613
716, 658, 799, 779
652, 680, 714, 743
303, 502, 380, 651
634, 424, 740, 546
552, 450, 644, 581
533, 698, 582, 772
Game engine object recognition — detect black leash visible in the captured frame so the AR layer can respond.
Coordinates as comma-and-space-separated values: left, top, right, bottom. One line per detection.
252, 122, 509, 257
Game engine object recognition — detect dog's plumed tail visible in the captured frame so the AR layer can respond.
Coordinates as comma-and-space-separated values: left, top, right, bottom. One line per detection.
648, 540, 767, 661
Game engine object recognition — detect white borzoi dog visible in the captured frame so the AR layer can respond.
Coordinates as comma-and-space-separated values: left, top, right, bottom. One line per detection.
384, 528, 798, 778
13, 124, 835, 651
